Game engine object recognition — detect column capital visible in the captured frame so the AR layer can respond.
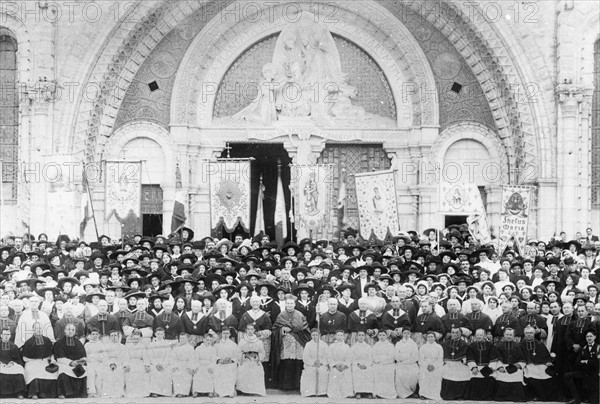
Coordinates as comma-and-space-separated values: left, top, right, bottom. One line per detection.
556, 84, 594, 115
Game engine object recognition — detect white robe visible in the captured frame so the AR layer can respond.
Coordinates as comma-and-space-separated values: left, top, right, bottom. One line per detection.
301, 340, 329, 397
236, 336, 266, 396
214, 339, 239, 397
372, 340, 396, 399
350, 341, 373, 394
84, 340, 105, 395
171, 343, 194, 395
327, 341, 353, 399
418, 342, 443, 400
192, 343, 216, 394
148, 339, 173, 396
123, 341, 150, 398
394, 338, 419, 398
100, 341, 125, 398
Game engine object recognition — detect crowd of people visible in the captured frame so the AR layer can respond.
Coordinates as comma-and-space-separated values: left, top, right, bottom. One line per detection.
0, 225, 599, 403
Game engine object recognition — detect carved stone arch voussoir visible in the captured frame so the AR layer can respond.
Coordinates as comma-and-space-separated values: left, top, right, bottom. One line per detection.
430, 121, 510, 185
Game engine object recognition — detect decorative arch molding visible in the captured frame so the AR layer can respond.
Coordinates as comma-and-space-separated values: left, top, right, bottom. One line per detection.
578, 12, 600, 86
170, 0, 438, 129
0, 12, 32, 84
403, 1, 548, 181
105, 120, 177, 185
430, 121, 510, 185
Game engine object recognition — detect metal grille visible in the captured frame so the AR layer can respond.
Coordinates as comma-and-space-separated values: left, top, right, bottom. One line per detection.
317, 144, 391, 240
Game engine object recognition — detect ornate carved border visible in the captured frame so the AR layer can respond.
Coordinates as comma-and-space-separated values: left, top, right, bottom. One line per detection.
430, 121, 510, 184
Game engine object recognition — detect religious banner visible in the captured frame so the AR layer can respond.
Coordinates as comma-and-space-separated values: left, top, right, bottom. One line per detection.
208, 159, 251, 232
498, 185, 532, 255
104, 161, 142, 221
439, 182, 484, 214
354, 170, 399, 240
291, 164, 334, 240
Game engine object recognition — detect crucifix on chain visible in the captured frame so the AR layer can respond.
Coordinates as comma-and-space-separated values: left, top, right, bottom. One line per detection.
224, 142, 232, 159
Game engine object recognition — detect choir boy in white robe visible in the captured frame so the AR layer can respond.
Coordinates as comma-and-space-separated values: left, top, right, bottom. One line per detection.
418, 330, 443, 400
372, 330, 397, 399
171, 333, 194, 397
214, 327, 239, 397
394, 328, 419, 398
236, 323, 266, 396
327, 330, 353, 399
350, 330, 374, 398
300, 328, 329, 397
148, 327, 172, 397
100, 330, 125, 398
123, 329, 150, 398
84, 327, 105, 397
192, 333, 217, 397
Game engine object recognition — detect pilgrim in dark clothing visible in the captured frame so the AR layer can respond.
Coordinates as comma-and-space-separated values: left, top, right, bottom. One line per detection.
54, 327, 88, 398
440, 328, 470, 400
22, 332, 57, 399
465, 330, 496, 400
520, 325, 559, 401
0, 328, 26, 398
493, 328, 527, 402
564, 329, 600, 404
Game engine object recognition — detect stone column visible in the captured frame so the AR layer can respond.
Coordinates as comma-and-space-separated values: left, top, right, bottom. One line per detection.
556, 84, 594, 238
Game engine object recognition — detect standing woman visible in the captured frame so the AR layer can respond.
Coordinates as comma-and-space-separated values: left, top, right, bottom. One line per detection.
418, 330, 443, 400
394, 328, 419, 399
22, 322, 58, 399
238, 295, 272, 385
123, 329, 150, 398
171, 333, 194, 398
236, 323, 266, 396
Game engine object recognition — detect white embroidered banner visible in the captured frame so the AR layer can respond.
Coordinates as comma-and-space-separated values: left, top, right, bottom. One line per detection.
209, 159, 251, 232
354, 170, 399, 240
499, 185, 532, 255
291, 164, 334, 239
439, 182, 485, 214
104, 161, 142, 221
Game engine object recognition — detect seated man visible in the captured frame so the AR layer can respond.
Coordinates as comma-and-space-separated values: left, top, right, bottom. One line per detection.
520, 324, 559, 401
54, 323, 88, 398
327, 330, 353, 399
441, 327, 471, 400
23, 322, 58, 399
565, 329, 600, 404
0, 326, 26, 398
466, 328, 496, 401
492, 327, 526, 402
350, 330, 373, 398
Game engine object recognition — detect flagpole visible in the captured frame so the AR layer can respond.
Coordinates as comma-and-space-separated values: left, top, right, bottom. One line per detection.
82, 161, 100, 241
0, 161, 4, 236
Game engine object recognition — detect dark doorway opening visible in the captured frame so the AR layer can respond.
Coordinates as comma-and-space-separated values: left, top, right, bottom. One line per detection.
143, 214, 163, 237
217, 143, 292, 242
445, 215, 468, 228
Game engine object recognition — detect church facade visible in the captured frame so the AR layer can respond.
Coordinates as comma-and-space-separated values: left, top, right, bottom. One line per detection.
0, 0, 598, 241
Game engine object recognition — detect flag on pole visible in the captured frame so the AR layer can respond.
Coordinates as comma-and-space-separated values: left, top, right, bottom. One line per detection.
274, 164, 287, 245
254, 174, 265, 236
79, 166, 92, 239
171, 164, 186, 232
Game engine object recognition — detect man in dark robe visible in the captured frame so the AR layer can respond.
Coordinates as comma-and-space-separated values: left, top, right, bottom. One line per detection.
493, 327, 527, 402
564, 329, 599, 404
520, 324, 559, 401
22, 322, 57, 399
413, 300, 444, 342
271, 295, 310, 390
518, 302, 548, 340
493, 302, 521, 342
466, 300, 494, 339
153, 299, 183, 340
466, 328, 496, 400
0, 305, 17, 342
53, 303, 86, 341
181, 299, 209, 347
54, 323, 87, 398
208, 298, 238, 341
0, 327, 26, 398
380, 296, 411, 343
551, 301, 574, 398
86, 300, 120, 340
566, 305, 593, 366
122, 299, 154, 342
440, 327, 470, 400
441, 299, 472, 340
319, 298, 347, 344
347, 298, 379, 345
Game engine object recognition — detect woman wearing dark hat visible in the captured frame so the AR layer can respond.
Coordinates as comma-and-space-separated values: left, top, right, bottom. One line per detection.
293, 284, 316, 328
231, 283, 251, 320
336, 282, 357, 317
